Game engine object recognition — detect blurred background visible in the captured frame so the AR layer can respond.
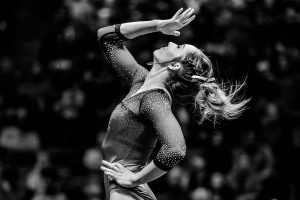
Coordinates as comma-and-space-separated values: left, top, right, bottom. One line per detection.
0, 0, 300, 200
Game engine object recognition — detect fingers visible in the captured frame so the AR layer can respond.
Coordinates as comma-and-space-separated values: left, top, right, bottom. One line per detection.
102, 160, 119, 171
105, 171, 118, 179
114, 162, 124, 169
181, 8, 194, 22
183, 15, 196, 26
178, 7, 192, 20
173, 31, 180, 36
101, 160, 126, 173
100, 166, 115, 174
173, 8, 184, 19
100, 165, 120, 177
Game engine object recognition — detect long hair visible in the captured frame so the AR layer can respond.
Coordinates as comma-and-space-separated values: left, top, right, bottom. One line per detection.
166, 48, 250, 124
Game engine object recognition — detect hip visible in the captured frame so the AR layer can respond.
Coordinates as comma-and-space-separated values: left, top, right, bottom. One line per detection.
103, 172, 156, 200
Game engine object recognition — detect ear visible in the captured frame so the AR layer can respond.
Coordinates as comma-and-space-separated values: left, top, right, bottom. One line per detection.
168, 62, 182, 71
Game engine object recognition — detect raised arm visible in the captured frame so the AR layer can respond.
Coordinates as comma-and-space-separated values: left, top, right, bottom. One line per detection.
97, 24, 147, 85
97, 7, 195, 85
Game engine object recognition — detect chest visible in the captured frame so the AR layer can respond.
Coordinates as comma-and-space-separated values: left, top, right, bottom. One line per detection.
108, 82, 145, 131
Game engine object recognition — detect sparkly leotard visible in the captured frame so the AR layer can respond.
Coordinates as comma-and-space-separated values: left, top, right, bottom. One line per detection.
98, 24, 186, 200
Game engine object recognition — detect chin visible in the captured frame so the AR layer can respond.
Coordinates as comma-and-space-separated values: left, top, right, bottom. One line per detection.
153, 50, 159, 60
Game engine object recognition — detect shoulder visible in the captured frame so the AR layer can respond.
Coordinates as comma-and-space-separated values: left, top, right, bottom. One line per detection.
142, 89, 172, 105
140, 89, 172, 118
131, 67, 149, 86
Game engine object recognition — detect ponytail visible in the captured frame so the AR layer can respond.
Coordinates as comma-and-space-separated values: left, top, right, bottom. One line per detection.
194, 80, 250, 124
153, 44, 249, 124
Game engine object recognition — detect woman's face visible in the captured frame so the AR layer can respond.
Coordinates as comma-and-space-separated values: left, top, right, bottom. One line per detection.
153, 42, 197, 64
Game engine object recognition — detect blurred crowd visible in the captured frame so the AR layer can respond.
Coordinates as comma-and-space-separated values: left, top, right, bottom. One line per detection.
1, 0, 300, 200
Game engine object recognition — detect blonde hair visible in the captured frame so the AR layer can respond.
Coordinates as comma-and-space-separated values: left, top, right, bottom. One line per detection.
167, 48, 250, 124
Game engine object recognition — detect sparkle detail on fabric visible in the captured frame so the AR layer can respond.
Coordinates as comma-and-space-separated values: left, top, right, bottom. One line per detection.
140, 91, 186, 170
98, 24, 186, 199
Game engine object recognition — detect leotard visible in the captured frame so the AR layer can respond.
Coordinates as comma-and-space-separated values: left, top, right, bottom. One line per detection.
98, 24, 186, 200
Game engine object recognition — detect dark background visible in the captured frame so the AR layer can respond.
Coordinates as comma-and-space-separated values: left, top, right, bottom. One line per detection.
0, 0, 300, 200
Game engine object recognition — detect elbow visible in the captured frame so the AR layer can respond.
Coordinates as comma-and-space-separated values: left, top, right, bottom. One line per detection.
154, 143, 187, 171
97, 28, 104, 41
179, 145, 187, 160
172, 144, 187, 162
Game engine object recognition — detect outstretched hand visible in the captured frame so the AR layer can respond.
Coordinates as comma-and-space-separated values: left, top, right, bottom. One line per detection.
100, 160, 138, 188
157, 7, 196, 36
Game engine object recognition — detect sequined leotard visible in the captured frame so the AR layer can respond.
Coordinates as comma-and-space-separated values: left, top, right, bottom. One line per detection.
98, 24, 186, 200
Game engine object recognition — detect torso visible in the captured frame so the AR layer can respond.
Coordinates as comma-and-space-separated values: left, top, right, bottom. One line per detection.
101, 73, 172, 171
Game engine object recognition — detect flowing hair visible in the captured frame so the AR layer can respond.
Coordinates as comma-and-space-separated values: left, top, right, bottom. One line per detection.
194, 80, 249, 124
165, 48, 250, 124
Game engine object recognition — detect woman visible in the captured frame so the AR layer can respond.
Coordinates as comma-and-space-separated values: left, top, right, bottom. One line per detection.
98, 8, 249, 200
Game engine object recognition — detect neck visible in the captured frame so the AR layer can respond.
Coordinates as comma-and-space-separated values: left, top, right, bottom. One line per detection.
143, 63, 170, 90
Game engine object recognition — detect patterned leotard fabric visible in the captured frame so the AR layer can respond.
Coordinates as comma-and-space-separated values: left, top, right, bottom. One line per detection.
98, 24, 186, 200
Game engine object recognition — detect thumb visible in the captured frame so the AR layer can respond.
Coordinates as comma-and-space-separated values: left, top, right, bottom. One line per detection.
174, 31, 180, 36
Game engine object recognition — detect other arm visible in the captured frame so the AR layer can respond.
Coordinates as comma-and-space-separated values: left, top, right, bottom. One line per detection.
135, 90, 187, 184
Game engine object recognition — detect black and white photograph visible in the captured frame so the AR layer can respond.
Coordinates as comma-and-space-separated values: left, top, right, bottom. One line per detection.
0, 0, 299, 200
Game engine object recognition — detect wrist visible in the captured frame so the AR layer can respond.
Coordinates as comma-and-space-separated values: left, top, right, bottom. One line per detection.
132, 172, 141, 186
153, 19, 164, 32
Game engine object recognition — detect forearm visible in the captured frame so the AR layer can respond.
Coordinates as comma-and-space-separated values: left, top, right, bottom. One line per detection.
133, 146, 186, 185
120, 20, 162, 39
99, 7, 195, 41
134, 160, 167, 185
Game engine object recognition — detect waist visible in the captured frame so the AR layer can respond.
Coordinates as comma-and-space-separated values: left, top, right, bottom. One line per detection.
101, 140, 155, 166
104, 160, 145, 183
119, 160, 146, 172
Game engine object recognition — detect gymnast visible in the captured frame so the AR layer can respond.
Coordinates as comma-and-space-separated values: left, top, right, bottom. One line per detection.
98, 7, 249, 200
